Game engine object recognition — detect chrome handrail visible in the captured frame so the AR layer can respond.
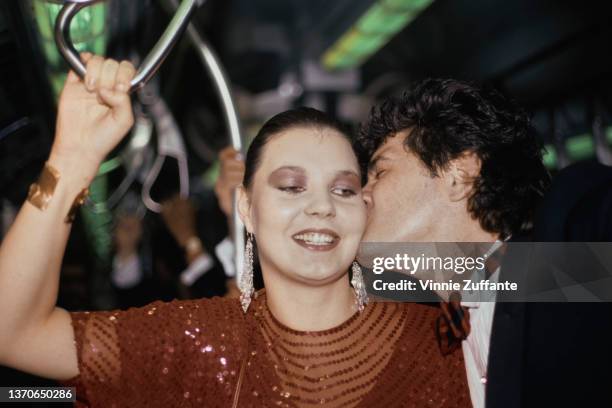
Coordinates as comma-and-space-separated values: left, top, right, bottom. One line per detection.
160, 0, 245, 280
54, 0, 204, 92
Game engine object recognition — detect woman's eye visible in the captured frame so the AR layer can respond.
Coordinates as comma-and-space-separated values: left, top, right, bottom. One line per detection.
376, 169, 386, 178
279, 186, 304, 194
332, 187, 357, 197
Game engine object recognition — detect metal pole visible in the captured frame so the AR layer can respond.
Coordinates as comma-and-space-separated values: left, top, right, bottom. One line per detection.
184, 19, 245, 284
183, 24, 245, 281
160, 0, 245, 282
54, 0, 201, 92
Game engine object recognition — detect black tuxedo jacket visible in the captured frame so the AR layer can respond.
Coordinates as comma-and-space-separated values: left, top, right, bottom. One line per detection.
486, 162, 612, 408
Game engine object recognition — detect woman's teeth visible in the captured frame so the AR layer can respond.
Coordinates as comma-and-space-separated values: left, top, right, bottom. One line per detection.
294, 233, 335, 245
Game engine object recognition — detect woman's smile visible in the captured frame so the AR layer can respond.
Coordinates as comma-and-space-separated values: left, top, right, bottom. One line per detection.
292, 228, 340, 251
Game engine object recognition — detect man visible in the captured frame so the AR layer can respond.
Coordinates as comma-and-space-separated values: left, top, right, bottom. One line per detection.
355, 78, 552, 408
216, 79, 610, 406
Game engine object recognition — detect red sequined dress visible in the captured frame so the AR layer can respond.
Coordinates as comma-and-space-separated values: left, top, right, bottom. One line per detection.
61, 290, 471, 407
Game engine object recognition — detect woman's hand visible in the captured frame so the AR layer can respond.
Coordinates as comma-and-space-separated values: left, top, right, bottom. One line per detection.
0, 55, 137, 381
51, 53, 136, 178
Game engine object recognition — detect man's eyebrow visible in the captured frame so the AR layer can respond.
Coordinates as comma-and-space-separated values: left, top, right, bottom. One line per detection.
367, 155, 389, 172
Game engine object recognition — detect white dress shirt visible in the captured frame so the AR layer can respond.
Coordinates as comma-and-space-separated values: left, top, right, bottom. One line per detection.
462, 241, 502, 408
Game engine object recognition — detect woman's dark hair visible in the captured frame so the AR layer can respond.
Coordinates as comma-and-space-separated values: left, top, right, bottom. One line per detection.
243, 107, 351, 190
356, 78, 551, 239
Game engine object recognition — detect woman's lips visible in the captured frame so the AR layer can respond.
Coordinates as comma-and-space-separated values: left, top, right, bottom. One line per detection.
292, 229, 340, 252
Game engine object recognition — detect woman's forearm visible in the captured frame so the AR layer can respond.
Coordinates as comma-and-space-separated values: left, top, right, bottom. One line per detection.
0, 54, 135, 378
0, 152, 95, 354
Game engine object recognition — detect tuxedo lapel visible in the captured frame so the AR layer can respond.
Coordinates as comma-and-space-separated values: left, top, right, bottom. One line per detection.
485, 243, 529, 408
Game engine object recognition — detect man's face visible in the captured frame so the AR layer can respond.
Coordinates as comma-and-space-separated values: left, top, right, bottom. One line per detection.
362, 131, 448, 242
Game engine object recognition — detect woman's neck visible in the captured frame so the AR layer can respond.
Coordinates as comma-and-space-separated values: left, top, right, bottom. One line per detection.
262, 274, 357, 332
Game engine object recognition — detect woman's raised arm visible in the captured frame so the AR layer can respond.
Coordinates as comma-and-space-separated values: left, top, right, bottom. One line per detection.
0, 54, 135, 380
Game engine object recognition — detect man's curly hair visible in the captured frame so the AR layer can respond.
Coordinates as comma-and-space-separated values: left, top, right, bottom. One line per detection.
356, 78, 551, 239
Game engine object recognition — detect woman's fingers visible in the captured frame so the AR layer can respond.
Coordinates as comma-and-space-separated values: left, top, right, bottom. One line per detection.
115, 61, 136, 93
85, 56, 136, 95
67, 53, 92, 84
82, 56, 135, 128
81, 52, 93, 63
84, 55, 103, 91
65, 68, 80, 84
82, 55, 135, 93
99, 59, 119, 91
98, 88, 133, 128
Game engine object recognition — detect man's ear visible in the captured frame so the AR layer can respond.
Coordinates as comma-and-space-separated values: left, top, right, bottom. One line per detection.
236, 185, 255, 233
443, 152, 481, 202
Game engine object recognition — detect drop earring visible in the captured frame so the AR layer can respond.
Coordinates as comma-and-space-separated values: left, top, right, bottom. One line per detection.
239, 232, 255, 313
351, 261, 368, 312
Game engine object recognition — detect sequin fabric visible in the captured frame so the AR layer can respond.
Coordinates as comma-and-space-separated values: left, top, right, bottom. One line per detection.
61, 291, 471, 407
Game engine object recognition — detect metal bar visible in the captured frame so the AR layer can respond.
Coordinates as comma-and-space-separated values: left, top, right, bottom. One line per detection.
54, 0, 200, 92
160, 0, 245, 281
184, 25, 245, 278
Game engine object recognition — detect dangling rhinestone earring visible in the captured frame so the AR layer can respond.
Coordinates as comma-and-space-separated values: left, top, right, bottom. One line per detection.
239, 232, 255, 313
351, 261, 369, 312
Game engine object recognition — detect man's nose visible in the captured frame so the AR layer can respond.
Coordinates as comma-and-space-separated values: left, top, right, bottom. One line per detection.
362, 183, 374, 210
305, 190, 336, 218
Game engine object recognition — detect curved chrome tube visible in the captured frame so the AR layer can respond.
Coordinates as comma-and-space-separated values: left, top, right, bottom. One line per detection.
183, 24, 245, 275
160, 0, 245, 279
54, 0, 202, 92
183, 25, 243, 153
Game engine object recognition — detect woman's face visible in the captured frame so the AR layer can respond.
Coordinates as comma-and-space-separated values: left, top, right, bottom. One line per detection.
239, 126, 366, 287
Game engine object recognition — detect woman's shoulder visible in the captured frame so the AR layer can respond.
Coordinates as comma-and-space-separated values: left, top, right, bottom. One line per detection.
149, 296, 247, 351
138, 296, 246, 329
72, 296, 248, 344
65, 296, 248, 406
144, 295, 242, 316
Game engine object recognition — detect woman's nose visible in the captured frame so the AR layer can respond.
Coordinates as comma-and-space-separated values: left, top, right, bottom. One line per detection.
304, 191, 336, 218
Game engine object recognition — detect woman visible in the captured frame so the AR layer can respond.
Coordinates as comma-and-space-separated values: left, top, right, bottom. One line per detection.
0, 56, 470, 407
